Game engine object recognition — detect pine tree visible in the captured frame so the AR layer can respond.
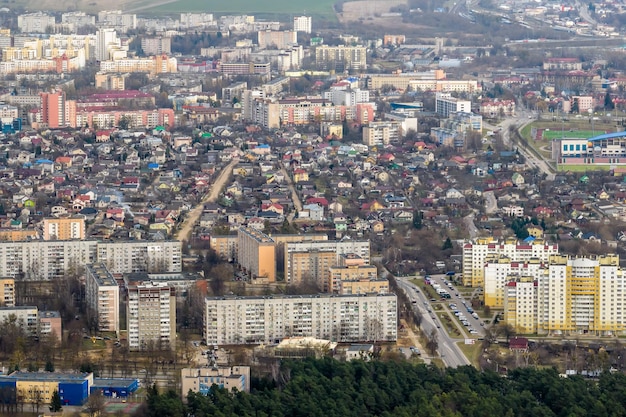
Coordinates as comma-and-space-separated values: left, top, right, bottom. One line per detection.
49, 389, 62, 412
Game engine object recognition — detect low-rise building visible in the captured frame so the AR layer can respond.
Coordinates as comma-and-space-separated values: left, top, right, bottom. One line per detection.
181, 366, 250, 398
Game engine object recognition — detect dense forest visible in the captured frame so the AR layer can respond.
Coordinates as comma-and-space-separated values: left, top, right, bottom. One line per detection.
136, 358, 626, 417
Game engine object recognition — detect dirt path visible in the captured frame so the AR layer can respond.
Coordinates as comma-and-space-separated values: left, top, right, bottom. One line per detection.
175, 158, 238, 241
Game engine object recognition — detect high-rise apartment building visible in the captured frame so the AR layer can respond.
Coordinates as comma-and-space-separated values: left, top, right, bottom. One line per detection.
315, 45, 367, 71
141, 37, 171, 55
42, 216, 85, 240
204, 293, 397, 345
95, 28, 119, 62
40, 90, 66, 128
435, 92, 471, 117
462, 238, 558, 287
18, 12, 55, 33
127, 281, 176, 350
237, 227, 276, 282
293, 16, 311, 34
503, 254, 625, 336
0, 240, 181, 280
97, 10, 137, 32
257, 30, 297, 49
85, 263, 120, 333
484, 257, 544, 308
285, 240, 371, 287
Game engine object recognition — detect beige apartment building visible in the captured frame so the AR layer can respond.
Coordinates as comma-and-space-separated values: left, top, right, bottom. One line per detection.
329, 253, 381, 294
127, 281, 176, 350
42, 216, 85, 240
237, 227, 276, 282
0, 278, 14, 307
315, 45, 367, 71
85, 263, 120, 333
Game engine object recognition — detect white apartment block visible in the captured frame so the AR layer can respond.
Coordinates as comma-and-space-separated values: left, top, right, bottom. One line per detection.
61, 12, 96, 30
435, 93, 471, 117
323, 88, 370, 106
362, 121, 401, 147
503, 254, 625, 336
85, 263, 120, 333
0, 306, 38, 335
96, 28, 120, 62
127, 281, 176, 350
0, 240, 181, 280
141, 37, 171, 55
180, 13, 215, 28
99, 57, 177, 75
315, 45, 367, 71
293, 16, 312, 33
97, 241, 182, 274
204, 293, 397, 345
257, 30, 297, 49
18, 12, 55, 33
462, 238, 558, 287
97, 10, 137, 32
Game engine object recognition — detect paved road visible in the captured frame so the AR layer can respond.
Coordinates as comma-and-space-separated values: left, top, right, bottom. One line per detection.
463, 213, 479, 239
484, 191, 497, 214
175, 158, 239, 240
395, 276, 471, 368
280, 163, 303, 222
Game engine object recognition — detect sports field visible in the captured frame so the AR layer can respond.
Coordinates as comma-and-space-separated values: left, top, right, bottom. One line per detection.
541, 129, 596, 140
148, 0, 338, 16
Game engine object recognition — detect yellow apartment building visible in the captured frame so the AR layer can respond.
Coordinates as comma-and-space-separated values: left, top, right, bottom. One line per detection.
42, 216, 85, 240
237, 227, 276, 283
0, 229, 38, 241
0, 278, 14, 307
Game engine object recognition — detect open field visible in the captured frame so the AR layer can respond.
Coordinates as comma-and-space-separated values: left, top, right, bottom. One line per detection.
149, 0, 336, 16
542, 129, 596, 140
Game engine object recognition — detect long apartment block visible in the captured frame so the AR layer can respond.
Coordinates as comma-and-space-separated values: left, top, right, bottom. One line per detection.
204, 293, 397, 345
0, 240, 182, 280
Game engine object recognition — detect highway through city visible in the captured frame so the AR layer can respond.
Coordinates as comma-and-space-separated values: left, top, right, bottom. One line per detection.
395, 276, 473, 368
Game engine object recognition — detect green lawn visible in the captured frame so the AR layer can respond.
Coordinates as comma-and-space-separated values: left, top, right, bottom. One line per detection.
457, 341, 481, 367
542, 130, 596, 140
557, 164, 613, 172
149, 0, 339, 17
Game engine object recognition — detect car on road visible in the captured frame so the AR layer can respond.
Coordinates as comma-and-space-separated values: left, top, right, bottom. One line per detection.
410, 346, 421, 355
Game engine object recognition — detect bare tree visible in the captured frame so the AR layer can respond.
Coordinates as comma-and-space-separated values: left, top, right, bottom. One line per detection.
85, 389, 105, 417
426, 328, 439, 356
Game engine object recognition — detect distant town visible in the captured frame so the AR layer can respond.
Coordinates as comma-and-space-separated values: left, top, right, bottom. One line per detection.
1, 0, 626, 415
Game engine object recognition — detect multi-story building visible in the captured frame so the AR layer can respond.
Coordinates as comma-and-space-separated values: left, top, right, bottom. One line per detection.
97, 10, 137, 32
99, 56, 177, 76
209, 235, 238, 262
366, 70, 480, 93
0, 229, 38, 242
97, 240, 182, 274
257, 30, 297, 49
462, 238, 558, 287
483, 257, 544, 308
127, 281, 176, 350
220, 62, 270, 76
503, 254, 625, 336
0, 240, 180, 280
435, 93, 471, 117
204, 293, 397, 344
293, 16, 311, 34
0, 278, 15, 307
180, 13, 215, 28
40, 90, 66, 128
61, 11, 96, 31
181, 366, 250, 397
329, 254, 380, 294
362, 121, 402, 147
95, 72, 129, 90
441, 111, 482, 132
96, 28, 119, 62
323, 88, 370, 106
479, 99, 516, 117
0, 306, 39, 335
85, 263, 120, 333
39, 311, 62, 343
237, 227, 276, 282
285, 240, 370, 290
42, 216, 85, 240
315, 45, 367, 71
141, 37, 171, 55
18, 12, 55, 33
72, 108, 175, 130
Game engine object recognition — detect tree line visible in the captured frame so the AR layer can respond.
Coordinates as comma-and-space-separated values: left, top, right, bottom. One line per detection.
135, 357, 626, 417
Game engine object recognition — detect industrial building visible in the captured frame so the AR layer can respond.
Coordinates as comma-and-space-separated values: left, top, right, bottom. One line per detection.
0, 372, 93, 406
